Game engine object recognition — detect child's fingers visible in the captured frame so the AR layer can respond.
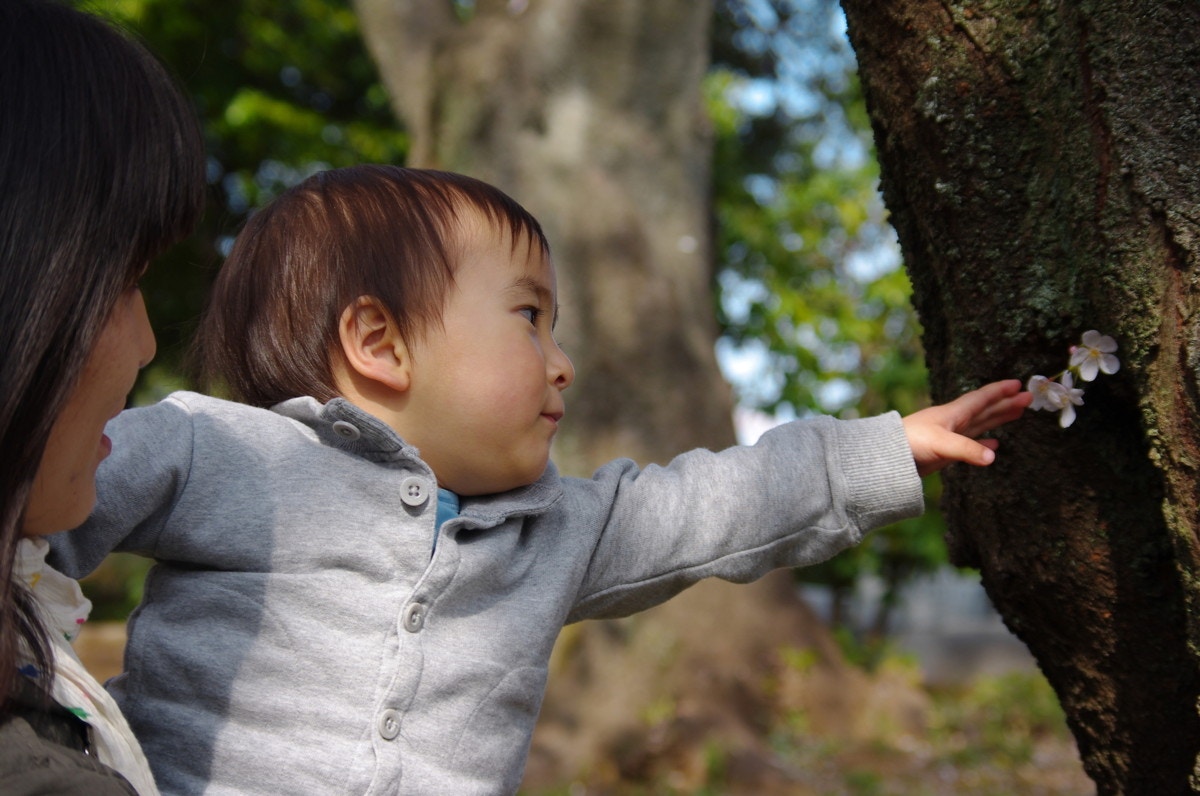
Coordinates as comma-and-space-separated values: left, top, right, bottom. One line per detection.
914, 429, 997, 476
960, 391, 1033, 437
949, 380, 1022, 420
946, 380, 1030, 437
944, 431, 997, 466
906, 380, 1029, 476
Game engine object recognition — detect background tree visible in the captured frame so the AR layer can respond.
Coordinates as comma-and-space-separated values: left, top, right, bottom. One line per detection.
840, 0, 1200, 791
352, 0, 737, 469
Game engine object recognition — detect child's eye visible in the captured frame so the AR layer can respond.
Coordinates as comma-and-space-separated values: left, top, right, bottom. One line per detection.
518, 307, 542, 325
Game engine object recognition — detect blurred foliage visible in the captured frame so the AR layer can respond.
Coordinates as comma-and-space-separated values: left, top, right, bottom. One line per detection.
712, 0, 925, 418
831, 624, 921, 674
77, 553, 152, 621
521, 663, 1085, 795
74, 0, 941, 626
930, 671, 1072, 768
78, 0, 407, 395
711, 0, 947, 633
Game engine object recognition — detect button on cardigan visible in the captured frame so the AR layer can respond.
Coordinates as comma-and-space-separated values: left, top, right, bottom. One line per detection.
49, 391, 923, 795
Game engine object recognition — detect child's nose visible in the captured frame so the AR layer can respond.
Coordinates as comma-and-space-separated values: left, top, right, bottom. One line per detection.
549, 343, 574, 390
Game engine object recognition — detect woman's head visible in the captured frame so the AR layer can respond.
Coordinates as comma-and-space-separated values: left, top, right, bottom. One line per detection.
197, 165, 550, 407
0, 0, 204, 703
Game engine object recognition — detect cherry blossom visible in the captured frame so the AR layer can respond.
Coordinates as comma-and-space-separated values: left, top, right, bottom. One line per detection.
1025, 331, 1118, 428
1068, 330, 1120, 381
1027, 375, 1068, 412
1054, 372, 1085, 428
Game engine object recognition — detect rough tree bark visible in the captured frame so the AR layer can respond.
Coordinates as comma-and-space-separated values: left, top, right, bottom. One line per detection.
841, 1, 1200, 792
351, 0, 843, 789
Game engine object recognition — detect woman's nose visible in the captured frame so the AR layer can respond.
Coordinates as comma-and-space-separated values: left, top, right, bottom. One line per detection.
133, 289, 157, 368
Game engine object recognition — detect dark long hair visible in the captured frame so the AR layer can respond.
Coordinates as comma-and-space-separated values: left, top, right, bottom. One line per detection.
0, 0, 204, 708
197, 166, 549, 407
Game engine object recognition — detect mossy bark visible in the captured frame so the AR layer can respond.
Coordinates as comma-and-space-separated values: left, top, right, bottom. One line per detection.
841, 1, 1200, 791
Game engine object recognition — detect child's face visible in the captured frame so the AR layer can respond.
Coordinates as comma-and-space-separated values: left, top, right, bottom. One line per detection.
397, 215, 574, 496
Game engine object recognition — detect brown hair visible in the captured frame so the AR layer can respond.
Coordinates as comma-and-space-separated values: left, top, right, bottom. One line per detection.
195, 166, 549, 407
0, 0, 204, 709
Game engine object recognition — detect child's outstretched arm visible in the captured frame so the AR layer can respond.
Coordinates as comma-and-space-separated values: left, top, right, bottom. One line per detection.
902, 379, 1032, 476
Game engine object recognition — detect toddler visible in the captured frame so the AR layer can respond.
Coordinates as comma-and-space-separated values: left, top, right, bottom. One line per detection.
51, 165, 1029, 795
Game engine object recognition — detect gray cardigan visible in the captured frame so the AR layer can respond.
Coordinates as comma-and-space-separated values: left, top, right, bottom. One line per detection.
50, 392, 922, 795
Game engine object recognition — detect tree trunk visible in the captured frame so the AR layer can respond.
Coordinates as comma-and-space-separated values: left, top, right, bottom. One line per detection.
351, 0, 734, 468
841, 1, 1200, 792
351, 0, 837, 788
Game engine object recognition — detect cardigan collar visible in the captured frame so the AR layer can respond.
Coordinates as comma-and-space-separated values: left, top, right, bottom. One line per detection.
270, 395, 564, 521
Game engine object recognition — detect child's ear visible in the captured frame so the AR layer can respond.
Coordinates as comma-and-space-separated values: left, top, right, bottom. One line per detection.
337, 296, 412, 393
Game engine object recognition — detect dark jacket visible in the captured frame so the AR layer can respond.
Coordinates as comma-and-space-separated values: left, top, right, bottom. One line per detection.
0, 676, 136, 795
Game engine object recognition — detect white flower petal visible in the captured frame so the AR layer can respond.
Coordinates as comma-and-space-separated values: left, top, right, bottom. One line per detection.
1059, 404, 1077, 428
1045, 383, 1070, 409
1100, 354, 1120, 374
1077, 358, 1099, 381
1028, 376, 1052, 411
1082, 331, 1119, 352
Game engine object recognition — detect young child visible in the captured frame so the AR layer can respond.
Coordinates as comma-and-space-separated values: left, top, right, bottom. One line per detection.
50, 165, 1029, 795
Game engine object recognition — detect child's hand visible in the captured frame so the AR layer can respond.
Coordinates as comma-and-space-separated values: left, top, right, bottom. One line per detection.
901, 379, 1033, 477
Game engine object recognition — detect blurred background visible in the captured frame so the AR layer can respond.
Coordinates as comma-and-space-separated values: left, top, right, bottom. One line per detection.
73, 1, 1092, 792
